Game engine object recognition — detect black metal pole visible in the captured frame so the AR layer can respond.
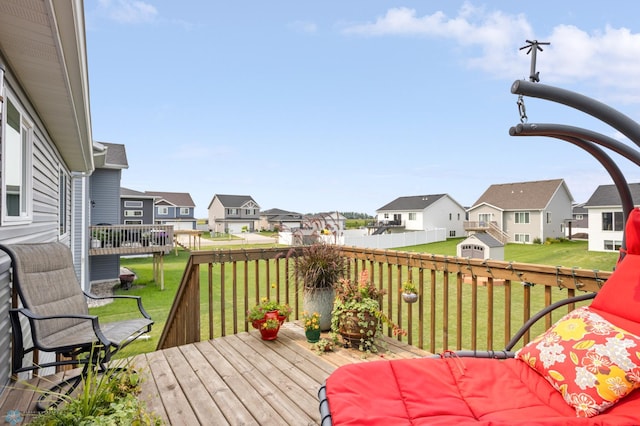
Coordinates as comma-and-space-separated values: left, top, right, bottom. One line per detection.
511, 80, 640, 149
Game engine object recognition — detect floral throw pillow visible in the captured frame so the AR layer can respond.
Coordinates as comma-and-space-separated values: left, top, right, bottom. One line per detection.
516, 306, 640, 417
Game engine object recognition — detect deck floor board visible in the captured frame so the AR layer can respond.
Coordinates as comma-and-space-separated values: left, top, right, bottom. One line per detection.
0, 322, 430, 425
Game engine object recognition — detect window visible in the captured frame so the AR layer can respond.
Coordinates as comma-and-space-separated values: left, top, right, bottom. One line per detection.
383, 213, 389, 219
602, 212, 623, 231
125, 210, 143, 217
449, 230, 456, 237
124, 201, 143, 208
514, 233, 530, 243
59, 170, 67, 235
158, 207, 169, 215
227, 208, 238, 215
515, 212, 530, 224
125, 220, 142, 225
449, 213, 452, 220
180, 207, 189, 215
408, 212, 416, 220
575, 214, 583, 220
3, 98, 32, 222
604, 240, 622, 251
546, 212, 552, 223
457, 213, 460, 220
478, 213, 491, 225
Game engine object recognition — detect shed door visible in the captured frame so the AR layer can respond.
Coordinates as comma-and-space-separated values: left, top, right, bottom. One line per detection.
461, 244, 484, 259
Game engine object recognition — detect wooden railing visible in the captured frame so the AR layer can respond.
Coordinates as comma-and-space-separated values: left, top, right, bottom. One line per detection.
88, 224, 174, 256
157, 246, 612, 353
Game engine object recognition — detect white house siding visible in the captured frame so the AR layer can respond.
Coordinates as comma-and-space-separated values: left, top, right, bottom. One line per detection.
468, 205, 503, 230
427, 197, 466, 238
587, 206, 624, 252
0, 83, 72, 386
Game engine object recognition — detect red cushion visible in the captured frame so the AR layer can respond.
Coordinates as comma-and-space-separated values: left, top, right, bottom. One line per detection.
325, 357, 640, 425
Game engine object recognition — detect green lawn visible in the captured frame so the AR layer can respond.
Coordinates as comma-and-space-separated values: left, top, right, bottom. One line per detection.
92, 239, 619, 357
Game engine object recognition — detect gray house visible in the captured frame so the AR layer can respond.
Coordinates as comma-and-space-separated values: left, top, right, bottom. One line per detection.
0, 1, 94, 387
89, 142, 128, 284
146, 191, 196, 230
121, 187, 157, 225
258, 208, 303, 231
208, 194, 261, 234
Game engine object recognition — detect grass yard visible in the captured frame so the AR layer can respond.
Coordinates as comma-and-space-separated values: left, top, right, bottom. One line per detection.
91, 239, 620, 358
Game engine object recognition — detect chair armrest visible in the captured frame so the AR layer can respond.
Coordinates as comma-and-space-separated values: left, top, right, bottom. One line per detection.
11, 307, 112, 348
84, 292, 152, 320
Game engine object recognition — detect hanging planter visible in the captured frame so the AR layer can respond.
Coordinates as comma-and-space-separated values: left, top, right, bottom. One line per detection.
402, 292, 418, 304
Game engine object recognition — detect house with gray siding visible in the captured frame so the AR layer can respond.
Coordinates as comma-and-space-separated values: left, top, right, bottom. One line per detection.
145, 191, 196, 230
90, 142, 128, 283
0, 1, 94, 387
208, 194, 260, 234
121, 187, 157, 225
466, 179, 573, 243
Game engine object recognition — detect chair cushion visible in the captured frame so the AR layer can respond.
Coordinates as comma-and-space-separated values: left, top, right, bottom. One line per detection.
516, 306, 640, 417
324, 357, 640, 424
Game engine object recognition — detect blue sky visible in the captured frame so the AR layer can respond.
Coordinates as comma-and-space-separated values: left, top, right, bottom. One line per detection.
85, 1, 640, 218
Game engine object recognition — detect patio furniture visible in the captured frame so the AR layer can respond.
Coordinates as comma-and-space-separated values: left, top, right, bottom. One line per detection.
1, 242, 153, 410
319, 209, 640, 424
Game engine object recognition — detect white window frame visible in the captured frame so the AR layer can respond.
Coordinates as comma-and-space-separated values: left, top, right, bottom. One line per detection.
125, 210, 143, 217
478, 213, 491, 225
180, 207, 189, 215
124, 200, 143, 208
157, 206, 169, 215
514, 233, 530, 243
408, 212, 416, 220
3, 95, 33, 224
515, 212, 530, 224
125, 219, 143, 225
604, 240, 622, 251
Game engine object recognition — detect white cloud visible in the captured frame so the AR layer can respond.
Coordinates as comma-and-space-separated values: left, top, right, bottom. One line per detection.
342, 3, 640, 103
98, 0, 158, 24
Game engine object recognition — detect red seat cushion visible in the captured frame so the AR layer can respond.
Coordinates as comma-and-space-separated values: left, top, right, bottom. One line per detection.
325, 357, 640, 425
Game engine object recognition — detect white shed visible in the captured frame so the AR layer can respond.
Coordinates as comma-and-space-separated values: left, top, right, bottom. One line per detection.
457, 233, 504, 261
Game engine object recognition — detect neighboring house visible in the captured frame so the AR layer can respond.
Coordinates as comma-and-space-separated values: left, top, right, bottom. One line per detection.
90, 142, 128, 284
259, 208, 303, 231
584, 183, 640, 252
146, 191, 196, 230
121, 187, 157, 225
375, 194, 466, 238
0, 2, 94, 387
466, 179, 573, 244
566, 202, 589, 239
208, 194, 261, 234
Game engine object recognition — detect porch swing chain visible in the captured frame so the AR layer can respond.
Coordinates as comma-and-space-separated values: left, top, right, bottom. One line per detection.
517, 94, 528, 123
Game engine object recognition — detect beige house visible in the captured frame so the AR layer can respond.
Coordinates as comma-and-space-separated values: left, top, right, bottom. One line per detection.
466, 179, 573, 244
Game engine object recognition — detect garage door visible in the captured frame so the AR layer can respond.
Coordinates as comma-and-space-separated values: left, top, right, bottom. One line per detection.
165, 221, 194, 230
228, 223, 247, 234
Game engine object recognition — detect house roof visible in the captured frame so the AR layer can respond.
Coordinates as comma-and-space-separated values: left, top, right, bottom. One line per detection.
0, 1, 93, 172
145, 191, 195, 207
465, 232, 504, 248
471, 179, 571, 210
94, 142, 128, 169
261, 208, 302, 217
121, 187, 156, 199
377, 194, 449, 211
209, 194, 259, 209
584, 183, 640, 207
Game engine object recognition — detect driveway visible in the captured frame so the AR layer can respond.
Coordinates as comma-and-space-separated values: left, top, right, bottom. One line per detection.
176, 232, 278, 248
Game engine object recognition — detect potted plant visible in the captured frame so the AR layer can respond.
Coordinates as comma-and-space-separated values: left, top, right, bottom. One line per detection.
402, 281, 419, 303
293, 243, 346, 331
331, 270, 405, 352
259, 317, 281, 340
247, 298, 291, 340
302, 311, 322, 343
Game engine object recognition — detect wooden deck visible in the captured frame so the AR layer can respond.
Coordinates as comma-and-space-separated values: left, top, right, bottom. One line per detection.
0, 322, 430, 425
